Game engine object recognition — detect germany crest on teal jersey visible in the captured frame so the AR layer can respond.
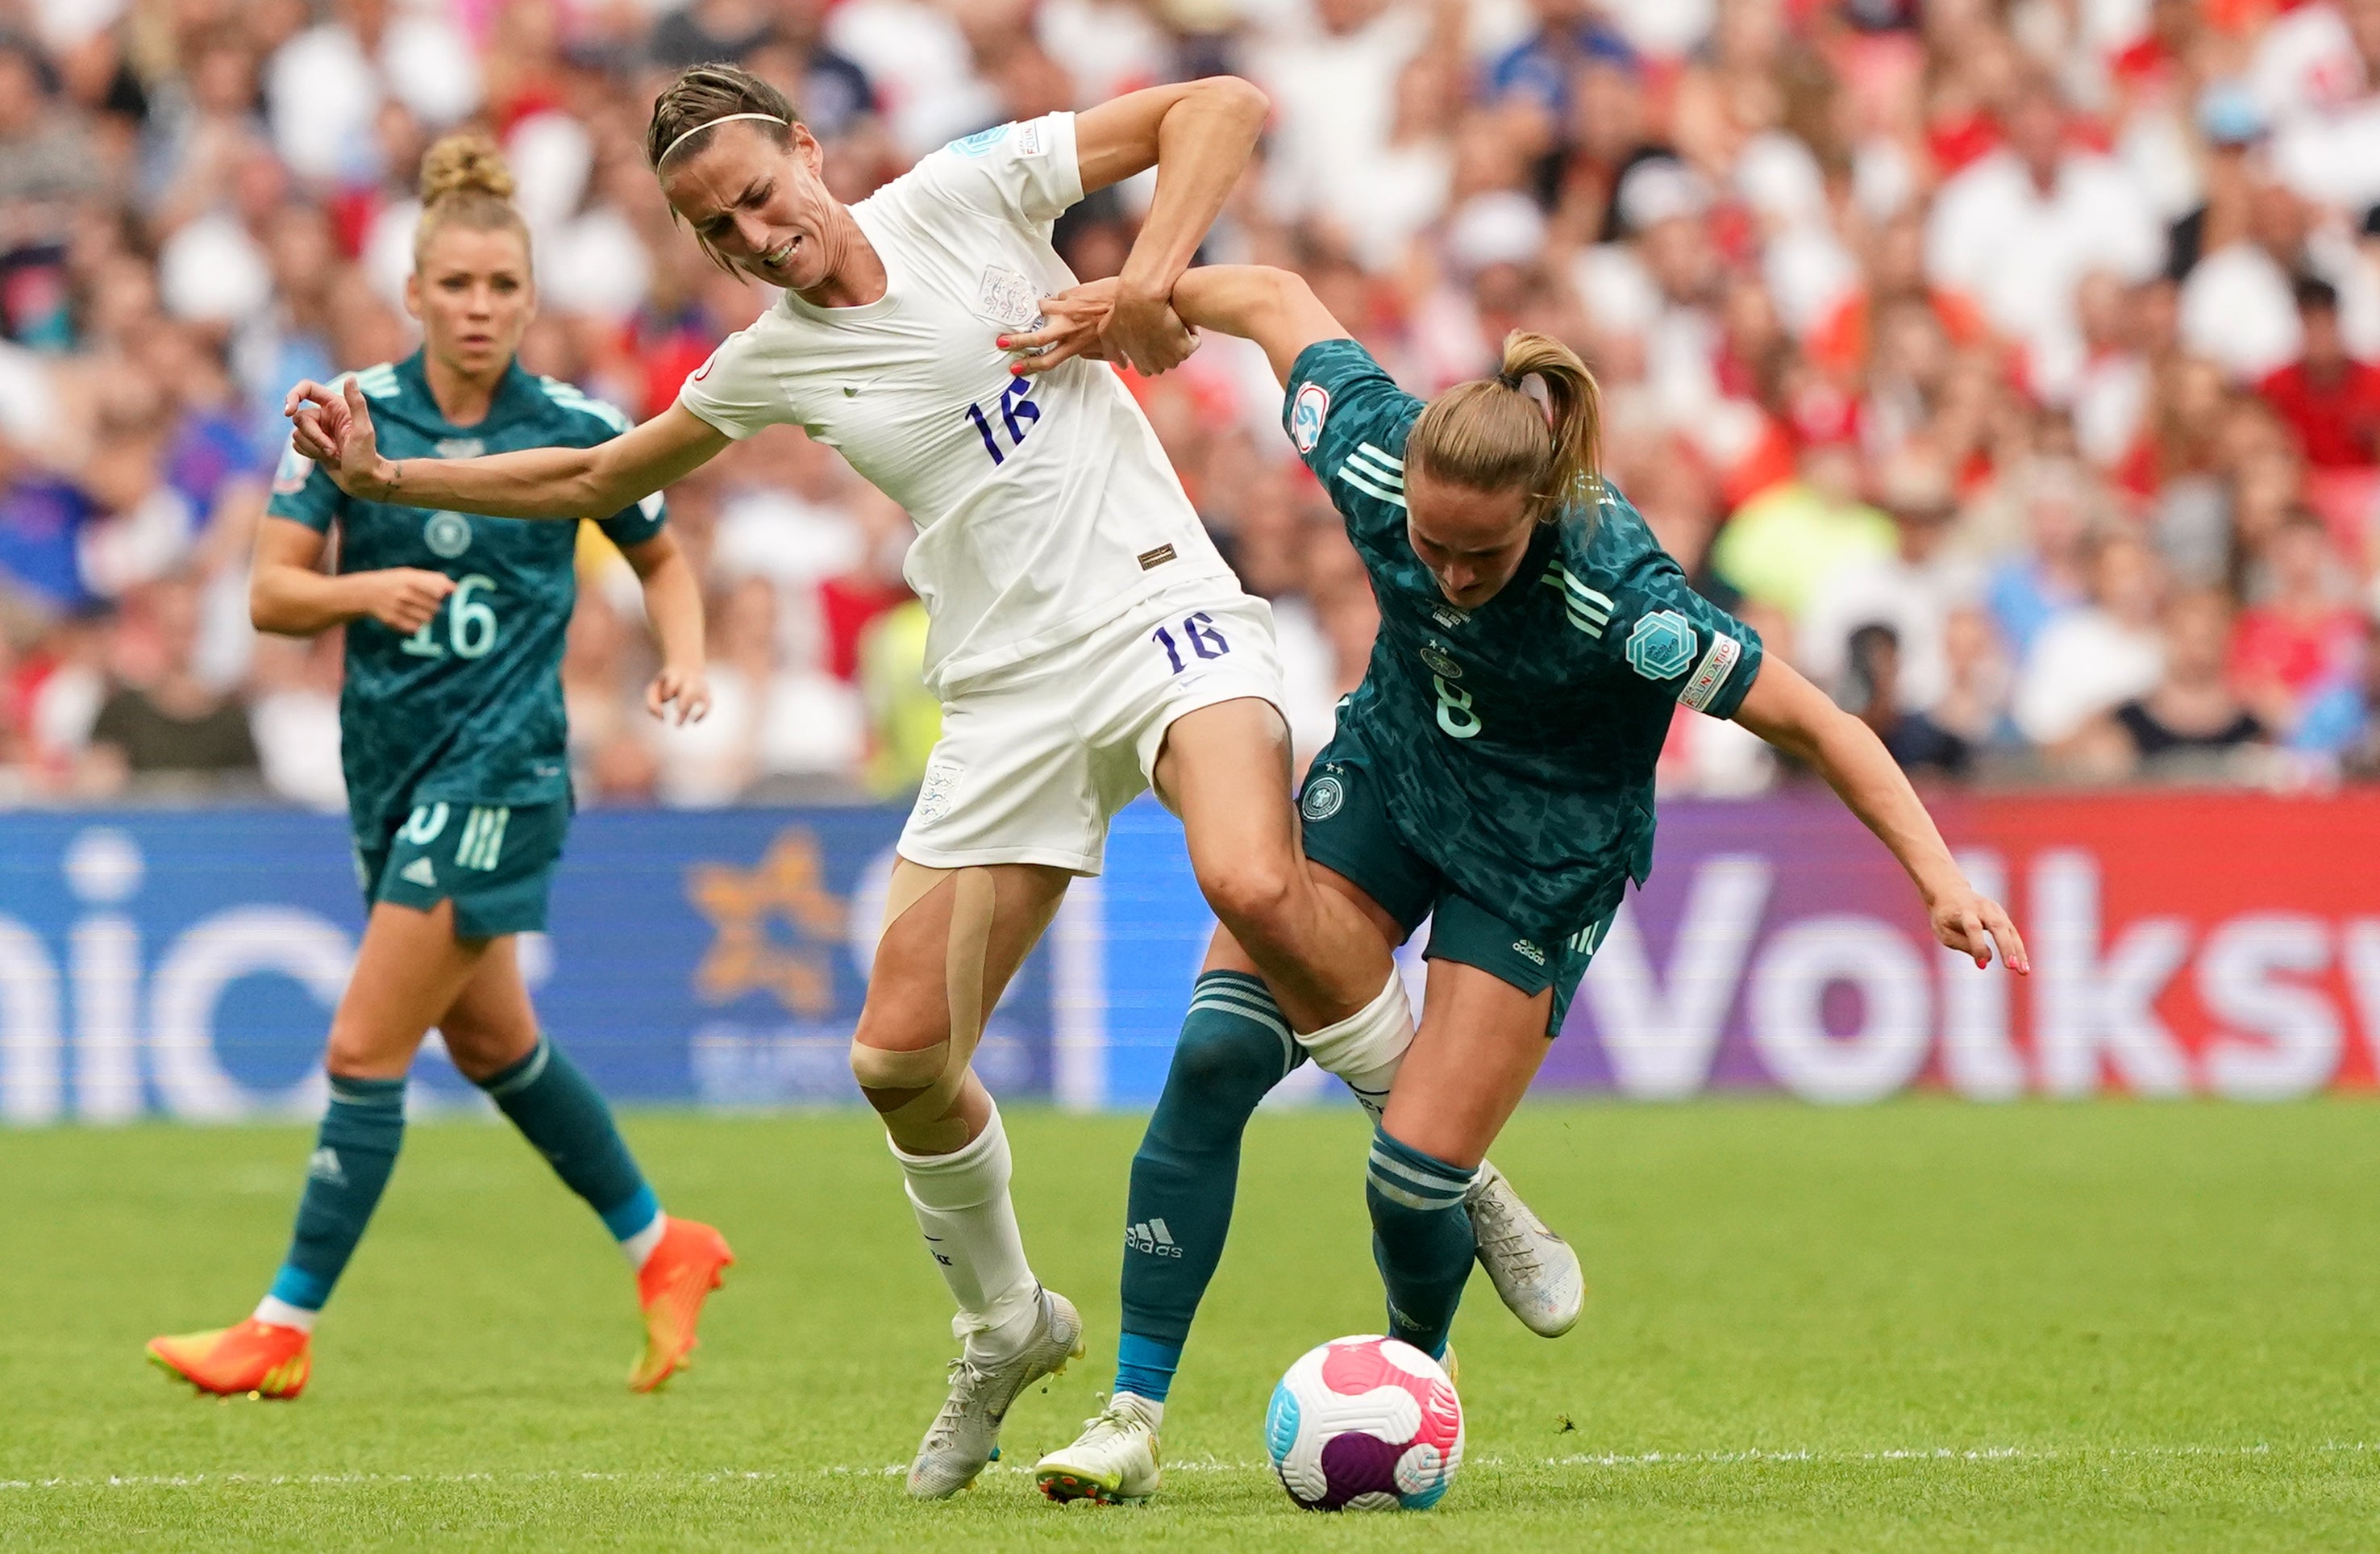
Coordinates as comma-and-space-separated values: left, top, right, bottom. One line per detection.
265, 352, 665, 833
1282, 339, 1765, 941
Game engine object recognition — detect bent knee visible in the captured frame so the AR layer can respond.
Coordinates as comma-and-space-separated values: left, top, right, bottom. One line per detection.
849, 1037, 949, 1096
1196, 860, 1300, 937
1168, 1020, 1288, 1101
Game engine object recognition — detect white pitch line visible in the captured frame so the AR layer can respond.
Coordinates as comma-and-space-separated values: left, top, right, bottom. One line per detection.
4, 1442, 2373, 1492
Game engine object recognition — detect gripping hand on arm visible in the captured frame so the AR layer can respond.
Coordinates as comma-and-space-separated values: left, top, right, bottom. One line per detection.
1009, 265, 1349, 385
1732, 656, 2029, 973
1070, 77, 1269, 374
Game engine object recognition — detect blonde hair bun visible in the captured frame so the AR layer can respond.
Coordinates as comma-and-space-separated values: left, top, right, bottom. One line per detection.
418, 132, 517, 208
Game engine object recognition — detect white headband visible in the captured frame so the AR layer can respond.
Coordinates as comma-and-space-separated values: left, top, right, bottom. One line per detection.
659, 111, 790, 166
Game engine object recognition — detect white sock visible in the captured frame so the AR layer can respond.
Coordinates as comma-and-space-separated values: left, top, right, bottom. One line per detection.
1111, 1391, 1164, 1428
252, 1296, 318, 1333
1297, 973, 1413, 1117
890, 1102, 1041, 1360
621, 1213, 669, 1271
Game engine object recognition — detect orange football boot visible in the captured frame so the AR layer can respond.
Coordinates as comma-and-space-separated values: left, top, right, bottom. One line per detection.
147, 1319, 312, 1399
630, 1218, 734, 1393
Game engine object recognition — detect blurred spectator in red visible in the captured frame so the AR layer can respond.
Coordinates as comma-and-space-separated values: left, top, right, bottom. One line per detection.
2230, 510, 2366, 730
2257, 274, 2380, 467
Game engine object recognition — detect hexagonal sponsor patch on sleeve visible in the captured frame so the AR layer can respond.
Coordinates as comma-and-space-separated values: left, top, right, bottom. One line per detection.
1625, 610, 1697, 681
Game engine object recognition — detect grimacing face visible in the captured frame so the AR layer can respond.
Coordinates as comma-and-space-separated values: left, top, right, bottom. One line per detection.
1404, 465, 1537, 610
659, 120, 839, 293
406, 226, 535, 381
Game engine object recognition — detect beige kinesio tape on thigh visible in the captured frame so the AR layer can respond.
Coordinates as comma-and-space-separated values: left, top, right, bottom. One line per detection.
849, 864, 1000, 1152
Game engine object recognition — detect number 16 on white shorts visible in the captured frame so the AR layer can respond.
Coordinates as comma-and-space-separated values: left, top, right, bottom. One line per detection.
897, 590, 1287, 876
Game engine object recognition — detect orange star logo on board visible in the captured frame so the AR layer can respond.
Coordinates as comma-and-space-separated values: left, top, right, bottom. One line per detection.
685, 829, 848, 1015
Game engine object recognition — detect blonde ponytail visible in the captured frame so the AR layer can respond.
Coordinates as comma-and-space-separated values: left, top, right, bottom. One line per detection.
414, 131, 528, 269
1408, 331, 1604, 525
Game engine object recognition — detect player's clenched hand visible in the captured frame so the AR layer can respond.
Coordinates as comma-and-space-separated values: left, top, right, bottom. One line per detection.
1102, 284, 1200, 376
1930, 888, 2028, 973
648, 663, 712, 726
358, 569, 456, 635
1004, 281, 1118, 376
284, 378, 397, 500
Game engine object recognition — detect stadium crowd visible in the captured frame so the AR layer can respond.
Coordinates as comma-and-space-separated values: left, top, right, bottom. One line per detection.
1, 0, 2378, 808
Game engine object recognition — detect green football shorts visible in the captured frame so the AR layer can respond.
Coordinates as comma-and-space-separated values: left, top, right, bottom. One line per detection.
355, 798, 568, 939
1296, 735, 1614, 1037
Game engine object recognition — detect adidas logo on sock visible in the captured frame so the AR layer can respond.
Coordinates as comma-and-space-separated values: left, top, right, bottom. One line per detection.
1124, 1219, 1184, 1259
306, 1147, 346, 1185
399, 856, 439, 888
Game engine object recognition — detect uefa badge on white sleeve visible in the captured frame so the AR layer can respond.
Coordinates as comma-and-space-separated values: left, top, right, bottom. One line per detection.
1292, 383, 1330, 453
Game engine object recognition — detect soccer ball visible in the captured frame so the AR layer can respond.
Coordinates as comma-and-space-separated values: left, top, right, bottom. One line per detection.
1263, 1335, 1464, 1511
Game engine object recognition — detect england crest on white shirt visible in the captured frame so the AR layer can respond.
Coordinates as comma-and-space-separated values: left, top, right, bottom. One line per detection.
977, 265, 1043, 332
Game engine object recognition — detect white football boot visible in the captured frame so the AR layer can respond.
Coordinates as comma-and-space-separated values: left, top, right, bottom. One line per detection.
1034, 1392, 1163, 1505
907, 1287, 1085, 1500
1467, 1160, 1584, 1338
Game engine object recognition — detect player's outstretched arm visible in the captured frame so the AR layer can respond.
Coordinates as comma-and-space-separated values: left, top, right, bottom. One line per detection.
1731, 655, 2030, 973
1073, 77, 1268, 374
250, 514, 456, 637
284, 381, 730, 522
621, 529, 712, 727
1169, 266, 1352, 385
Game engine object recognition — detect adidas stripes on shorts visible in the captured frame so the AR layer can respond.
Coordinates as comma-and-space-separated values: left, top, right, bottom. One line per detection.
355, 798, 569, 939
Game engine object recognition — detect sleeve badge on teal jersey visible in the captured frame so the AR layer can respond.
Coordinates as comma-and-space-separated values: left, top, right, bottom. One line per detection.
1625, 610, 1697, 681
424, 511, 473, 558
1291, 382, 1330, 452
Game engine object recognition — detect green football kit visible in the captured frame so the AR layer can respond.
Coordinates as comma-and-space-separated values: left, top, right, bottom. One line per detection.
265, 352, 665, 937
1283, 339, 1766, 1031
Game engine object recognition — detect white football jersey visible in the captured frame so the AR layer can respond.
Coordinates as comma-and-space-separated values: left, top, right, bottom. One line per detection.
679, 111, 1235, 690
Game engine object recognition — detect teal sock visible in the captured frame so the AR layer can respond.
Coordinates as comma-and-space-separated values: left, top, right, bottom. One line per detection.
476, 1036, 660, 1251
1116, 970, 1304, 1402
265, 1073, 406, 1313
1365, 1125, 1476, 1360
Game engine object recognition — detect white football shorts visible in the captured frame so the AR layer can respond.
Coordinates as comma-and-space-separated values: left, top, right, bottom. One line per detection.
897, 585, 1287, 874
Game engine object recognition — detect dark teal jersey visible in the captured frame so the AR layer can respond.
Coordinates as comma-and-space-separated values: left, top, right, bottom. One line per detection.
264, 352, 664, 829
1284, 339, 1765, 939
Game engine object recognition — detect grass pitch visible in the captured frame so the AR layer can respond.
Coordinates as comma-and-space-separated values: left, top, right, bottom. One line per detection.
4, 1100, 2378, 1551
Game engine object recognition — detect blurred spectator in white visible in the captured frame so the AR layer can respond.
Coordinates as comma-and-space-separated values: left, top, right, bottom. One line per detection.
248, 629, 345, 810
1925, 72, 2162, 396
1254, 0, 1435, 232
264, 0, 479, 185
1799, 444, 1978, 714
2179, 152, 2380, 381
2014, 529, 2168, 748
2067, 272, 2152, 471
826, 0, 995, 158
